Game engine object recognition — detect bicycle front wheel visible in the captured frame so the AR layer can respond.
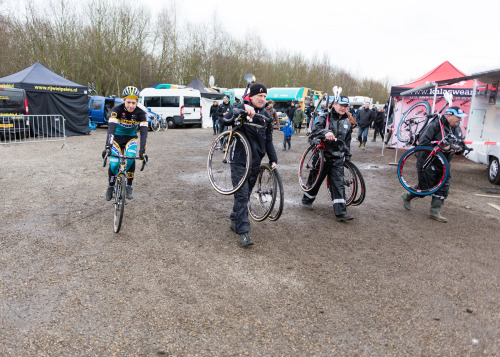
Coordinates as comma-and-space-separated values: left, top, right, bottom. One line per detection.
299, 145, 325, 192
396, 101, 431, 144
346, 161, 366, 206
113, 175, 126, 233
397, 146, 449, 196
207, 131, 252, 195
268, 167, 284, 221
248, 164, 277, 221
326, 162, 357, 206
160, 118, 168, 131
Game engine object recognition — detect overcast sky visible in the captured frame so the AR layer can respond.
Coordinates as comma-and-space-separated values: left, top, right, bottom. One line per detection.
139, 0, 498, 85
5, 0, 499, 86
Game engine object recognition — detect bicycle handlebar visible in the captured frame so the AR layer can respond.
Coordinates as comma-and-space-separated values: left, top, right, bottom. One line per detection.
221, 108, 271, 127
310, 134, 349, 153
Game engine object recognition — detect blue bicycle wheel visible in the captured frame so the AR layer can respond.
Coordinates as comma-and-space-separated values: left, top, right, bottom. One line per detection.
396, 101, 431, 144
397, 146, 449, 196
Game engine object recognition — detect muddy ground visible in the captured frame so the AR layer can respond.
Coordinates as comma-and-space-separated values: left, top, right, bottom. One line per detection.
0, 127, 499, 356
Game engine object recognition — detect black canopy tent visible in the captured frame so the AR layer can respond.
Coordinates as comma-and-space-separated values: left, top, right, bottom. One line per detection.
0, 62, 89, 136
185, 77, 224, 99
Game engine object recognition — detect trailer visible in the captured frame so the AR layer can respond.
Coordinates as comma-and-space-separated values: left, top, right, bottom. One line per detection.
462, 69, 500, 184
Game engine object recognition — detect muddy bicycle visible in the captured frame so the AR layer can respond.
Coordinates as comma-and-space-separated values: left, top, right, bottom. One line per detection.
103, 152, 147, 233
247, 163, 284, 221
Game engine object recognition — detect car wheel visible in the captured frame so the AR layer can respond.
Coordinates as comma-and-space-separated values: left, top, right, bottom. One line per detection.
167, 119, 175, 129
488, 157, 500, 185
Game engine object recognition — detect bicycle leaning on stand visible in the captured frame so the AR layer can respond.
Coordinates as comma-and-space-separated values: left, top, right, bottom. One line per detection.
103, 152, 148, 233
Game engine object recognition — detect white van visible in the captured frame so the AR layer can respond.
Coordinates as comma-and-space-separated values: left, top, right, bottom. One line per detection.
139, 88, 202, 128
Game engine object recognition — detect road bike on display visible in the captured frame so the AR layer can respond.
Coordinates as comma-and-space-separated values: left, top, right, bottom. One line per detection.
103, 152, 148, 233
396, 92, 453, 146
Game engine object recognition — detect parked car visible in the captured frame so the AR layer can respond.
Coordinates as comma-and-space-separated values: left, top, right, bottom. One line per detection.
0, 87, 30, 140
139, 88, 203, 128
88, 95, 160, 130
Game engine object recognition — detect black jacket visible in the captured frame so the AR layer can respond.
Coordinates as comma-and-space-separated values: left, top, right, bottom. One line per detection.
311, 108, 352, 161
305, 105, 315, 118
286, 106, 297, 119
374, 111, 385, 124
418, 116, 464, 162
217, 102, 233, 119
356, 107, 375, 127
224, 104, 278, 167
210, 104, 219, 120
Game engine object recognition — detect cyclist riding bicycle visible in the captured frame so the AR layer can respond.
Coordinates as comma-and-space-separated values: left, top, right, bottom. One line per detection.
225, 83, 278, 247
302, 96, 354, 222
402, 106, 467, 222
103, 86, 148, 201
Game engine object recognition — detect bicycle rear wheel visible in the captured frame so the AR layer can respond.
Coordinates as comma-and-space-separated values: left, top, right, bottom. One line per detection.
299, 144, 325, 192
396, 101, 431, 144
207, 131, 252, 195
151, 118, 161, 132
398, 146, 449, 196
248, 164, 276, 221
268, 167, 284, 221
326, 162, 357, 206
346, 161, 366, 206
113, 175, 126, 233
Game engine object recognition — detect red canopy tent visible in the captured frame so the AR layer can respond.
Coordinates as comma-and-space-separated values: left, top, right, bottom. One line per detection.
386, 61, 475, 149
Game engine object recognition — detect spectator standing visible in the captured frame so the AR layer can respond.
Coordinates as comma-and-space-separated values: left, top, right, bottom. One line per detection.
209, 100, 219, 135
305, 102, 315, 133
286, 102, 297, 124
280, 120, 293, 150
217, 96, 233, 134
265, 100, 280, 130
293, 104, 305, 134
356, 102, 375, 149
372, 107, 385, 142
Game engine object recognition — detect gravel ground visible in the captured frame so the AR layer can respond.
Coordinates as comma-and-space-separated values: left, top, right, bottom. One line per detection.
0, 128, 499, 356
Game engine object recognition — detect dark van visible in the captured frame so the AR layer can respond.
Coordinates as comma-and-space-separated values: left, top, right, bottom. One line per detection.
0, 87, 30, 140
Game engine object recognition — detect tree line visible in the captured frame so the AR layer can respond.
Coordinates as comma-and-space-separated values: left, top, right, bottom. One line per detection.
0, 0, 390, 103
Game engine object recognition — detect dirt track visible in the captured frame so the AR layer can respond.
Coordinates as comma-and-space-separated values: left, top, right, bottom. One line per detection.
1, 128, 499, 356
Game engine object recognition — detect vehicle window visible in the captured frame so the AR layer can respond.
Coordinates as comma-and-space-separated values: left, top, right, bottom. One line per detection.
144, 96, 161, 107
161, 96, 179, 107
184, 96, 200, 108
0, 90, 23, 111
90, 100, 103, 110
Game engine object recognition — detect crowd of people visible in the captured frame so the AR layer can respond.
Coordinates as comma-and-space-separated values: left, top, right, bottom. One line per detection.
104, 84, 466, 248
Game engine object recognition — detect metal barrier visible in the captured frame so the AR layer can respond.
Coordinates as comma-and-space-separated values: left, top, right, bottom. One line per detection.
0, 115, 69, 149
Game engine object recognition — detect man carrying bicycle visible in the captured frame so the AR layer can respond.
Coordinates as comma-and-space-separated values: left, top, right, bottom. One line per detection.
402, 106, 467, 222
103, 86, 148, 201
302, 96, 354, 222
226, 83, 278, 247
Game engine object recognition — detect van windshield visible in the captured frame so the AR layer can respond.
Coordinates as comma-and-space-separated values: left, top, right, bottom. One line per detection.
184, 96, 200, 108
144, 96, 179, 108
0, 90, 24, 111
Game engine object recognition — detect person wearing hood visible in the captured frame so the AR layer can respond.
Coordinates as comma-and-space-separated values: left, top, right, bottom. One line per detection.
302, 96, 354, 222
224, 83, 278, 247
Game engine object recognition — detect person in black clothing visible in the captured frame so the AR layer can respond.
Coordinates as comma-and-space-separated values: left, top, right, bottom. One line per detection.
302, 96, 353, 222
226, 83, 278, 247
372, 107, 385, 142
217, 96, 232, 134
286, 102, 297, 124
356, 102, 375, 149
209, 100, 219, 135
402, 106, 467, 222
305, 102, 315, 133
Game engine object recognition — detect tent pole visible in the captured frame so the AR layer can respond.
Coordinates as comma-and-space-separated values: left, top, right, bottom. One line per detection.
431, 84, 438, 113
389, 97, 404, 166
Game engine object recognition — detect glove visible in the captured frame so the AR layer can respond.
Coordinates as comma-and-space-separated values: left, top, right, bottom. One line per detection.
102, 146, 111, 159
139, 149, 146, 160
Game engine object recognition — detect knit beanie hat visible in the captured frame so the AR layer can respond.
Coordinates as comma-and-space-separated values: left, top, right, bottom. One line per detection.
249, 83, 267, 97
